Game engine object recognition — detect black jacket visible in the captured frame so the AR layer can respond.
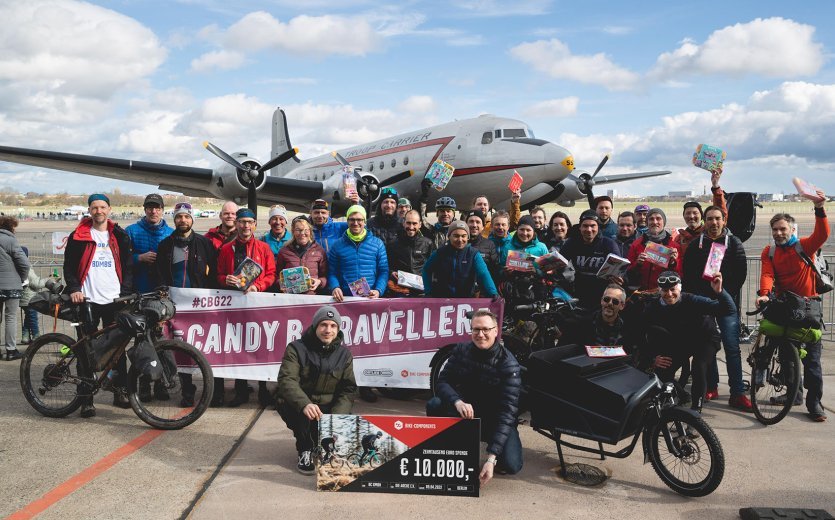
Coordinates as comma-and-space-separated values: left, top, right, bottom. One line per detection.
559, 235, 621, 310
386, 230, 434, 275
368, 213, 402, 247
156, 232, 218, 289
64, 220, 133, 296
615, 232, 637, 258
469, 234, 499, 282
558, 310, 634, 352
436, 341, 521, 457
682, 230, 747, 300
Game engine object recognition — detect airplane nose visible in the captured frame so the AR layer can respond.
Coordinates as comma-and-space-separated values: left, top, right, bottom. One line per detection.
543, 142, 575, 182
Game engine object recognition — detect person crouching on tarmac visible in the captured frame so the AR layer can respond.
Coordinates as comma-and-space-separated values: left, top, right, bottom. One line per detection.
427, 309, 522, 485
276, 305, 357, 475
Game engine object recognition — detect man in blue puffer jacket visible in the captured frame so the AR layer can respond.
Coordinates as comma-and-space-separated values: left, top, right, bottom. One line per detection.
125, 194, 173, 292
311, 199, 348, 255
327, 205, 388, 302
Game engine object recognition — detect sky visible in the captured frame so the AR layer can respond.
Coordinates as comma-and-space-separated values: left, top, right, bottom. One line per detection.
1, 0, 834, 197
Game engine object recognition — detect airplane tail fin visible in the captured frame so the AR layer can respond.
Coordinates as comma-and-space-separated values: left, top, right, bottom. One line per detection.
270, 107, 300, 176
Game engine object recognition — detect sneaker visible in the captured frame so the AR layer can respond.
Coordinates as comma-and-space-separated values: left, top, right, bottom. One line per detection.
728, 394, 753, 412
704, 388, 719, 401
808, 403, 828, 423
113, 387, 131, 409
258, 383, 274, 408
80, 403, 96, 418
297, 451, 315, 475
138, 379, 153, 403
153, 381, 170, 401
770, 392, 804, 406
4, 349, 22, 361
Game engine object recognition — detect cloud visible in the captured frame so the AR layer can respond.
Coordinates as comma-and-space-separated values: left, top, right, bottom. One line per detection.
602, 26, 632, 36
510, 39, 640, 91
651, 17, 824, 80
398, 95, 437, 113
0, 0, 166, 105
206, 11, 381, 57
522, 97, 580, 118
190, 50, 248, 72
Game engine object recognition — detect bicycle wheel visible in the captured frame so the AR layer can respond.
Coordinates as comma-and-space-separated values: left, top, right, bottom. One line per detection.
19, 333, 85, 418
369, 453, 385, 468
329, 455, 345, 469
346, 454, 361, 468
128, 339, 213, 430
749, 336, 801, 426
429, 348, 454, 397
646, 407, 725, 497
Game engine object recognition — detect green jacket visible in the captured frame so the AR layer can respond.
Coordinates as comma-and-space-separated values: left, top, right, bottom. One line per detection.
276, 327, 357, 414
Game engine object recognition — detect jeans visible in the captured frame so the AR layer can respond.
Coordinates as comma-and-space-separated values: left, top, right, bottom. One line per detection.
22, 306, 39, 339
426, 396, 523, 474
707, 314, 745, 396
1, 297, 20, 352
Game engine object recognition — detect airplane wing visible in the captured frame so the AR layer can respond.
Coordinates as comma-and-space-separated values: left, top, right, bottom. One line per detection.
0, 145, 324, 210
590, 170, 671, 185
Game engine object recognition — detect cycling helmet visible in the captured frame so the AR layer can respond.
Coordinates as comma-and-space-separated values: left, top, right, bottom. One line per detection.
435, 196, 456, 210
376, 431, 383, 437
332, 433, 339, 440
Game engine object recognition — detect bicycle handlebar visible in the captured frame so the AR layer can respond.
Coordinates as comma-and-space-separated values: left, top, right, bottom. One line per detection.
112, 286, 171, 305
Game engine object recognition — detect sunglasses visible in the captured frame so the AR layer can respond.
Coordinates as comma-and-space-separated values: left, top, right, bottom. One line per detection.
657, 275, 681, 285
601, 296, 623, 306
381, 187, 397, 195
174, 202, 192, 210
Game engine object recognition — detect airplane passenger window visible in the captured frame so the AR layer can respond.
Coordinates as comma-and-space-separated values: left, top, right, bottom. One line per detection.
369, 162, 374, 172
379, 161, 385, 170
391, 158, 396, 168
504, 129, 527, 138
403, 156, 409, 165
481, 132, 493, 145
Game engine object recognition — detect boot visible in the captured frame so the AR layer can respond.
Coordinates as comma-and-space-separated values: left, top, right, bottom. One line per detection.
258, 381, 274, 408
227, 379, 250, 407
113, 387, 131, 409
210, 378, 225, 407
80, 402, 96, 418
5, 349, 22, 361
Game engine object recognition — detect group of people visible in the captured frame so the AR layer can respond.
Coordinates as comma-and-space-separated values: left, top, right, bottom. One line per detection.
3, 166, 829, 484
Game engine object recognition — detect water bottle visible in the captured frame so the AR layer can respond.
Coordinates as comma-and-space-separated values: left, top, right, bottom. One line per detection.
59, 345, 71, 357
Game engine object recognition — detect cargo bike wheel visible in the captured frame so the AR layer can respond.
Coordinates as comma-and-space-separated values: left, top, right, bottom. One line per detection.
128, 339, 213, 430
20, 333, 86, 418
645, 407, 725, 497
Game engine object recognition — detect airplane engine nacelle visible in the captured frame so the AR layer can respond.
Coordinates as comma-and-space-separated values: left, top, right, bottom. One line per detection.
210, 153, 267, 201
555, 178, 584, 206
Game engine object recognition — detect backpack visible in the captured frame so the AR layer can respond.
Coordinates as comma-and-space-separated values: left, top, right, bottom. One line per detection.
768, 242, 833, 295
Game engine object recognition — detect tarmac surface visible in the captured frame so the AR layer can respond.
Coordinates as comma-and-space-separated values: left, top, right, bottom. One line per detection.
1, 343, 833, 520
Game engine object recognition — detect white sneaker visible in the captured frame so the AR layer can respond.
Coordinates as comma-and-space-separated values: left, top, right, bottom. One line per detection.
297, 451, 314, 475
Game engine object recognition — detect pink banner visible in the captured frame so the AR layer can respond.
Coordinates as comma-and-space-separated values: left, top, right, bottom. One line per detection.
168, 289, 503, 388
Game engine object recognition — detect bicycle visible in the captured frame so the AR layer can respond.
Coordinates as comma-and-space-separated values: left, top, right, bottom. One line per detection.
312, 445, 350, 469
20, 287, 214, 430
745, 302, 812, 426
347, 449, 386, 468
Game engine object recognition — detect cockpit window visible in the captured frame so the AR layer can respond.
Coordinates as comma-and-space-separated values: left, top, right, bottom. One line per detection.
503, 128, 527, 138
494, 130, 501, 138
481, 132, 493, 145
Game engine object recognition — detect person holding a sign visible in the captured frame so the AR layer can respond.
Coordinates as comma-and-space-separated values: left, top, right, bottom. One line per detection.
275, 216, 328, 295
310, 199, 347, 255
557, 285, 632, 349
277, 305, 358, 474
423, 221, 497, 298
216, 208, 277, 407
639, 271, 735, 415
385, 210, 433, 297
368, 187, 403, 247
327, 205, 388, 302
560, 210, 621, 310
470, 191, 521, 238
626, 208, 683, 291
756, 190, 829, 422
683, 205, 748, 410
427, 309, 523, 484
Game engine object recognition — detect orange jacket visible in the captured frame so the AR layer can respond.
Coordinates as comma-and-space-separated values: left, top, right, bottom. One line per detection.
759, 209, 830, 297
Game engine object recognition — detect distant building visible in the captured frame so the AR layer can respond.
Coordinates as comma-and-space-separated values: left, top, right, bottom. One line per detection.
668, 190, 695, 198
606, 189, 617, 199
758, 193, 784, 202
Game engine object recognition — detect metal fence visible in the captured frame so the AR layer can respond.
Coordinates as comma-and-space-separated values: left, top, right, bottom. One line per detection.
14, 232, 835, 343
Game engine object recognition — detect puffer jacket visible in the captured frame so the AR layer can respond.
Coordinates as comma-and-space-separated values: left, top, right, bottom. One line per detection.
327, 232, 389, 295
0, 229, 29, 291
275, 242, 328, 294
216, 237, 277, 292
423, 244, 497, 298
21, 270, 50, 307
125, 217, 173, 292
470, 235, 499, 280
499, 234, 549, 268
368, 213, 402, 247
276, 327, 357, 414
436, 341, 521, 457
313, 218, 348, 255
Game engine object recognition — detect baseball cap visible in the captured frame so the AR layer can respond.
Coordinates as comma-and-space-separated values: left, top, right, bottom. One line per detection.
311, 199, 329, 211
397, 197, 411, 207
143, 193, 164, 208
634, 204, 650, 213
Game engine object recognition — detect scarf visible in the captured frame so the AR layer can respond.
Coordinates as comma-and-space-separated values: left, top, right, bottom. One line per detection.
292, 241, 313, 257
644, 229, 670, 244
173, 231, 194, 248
347, 228, 367, 243
778, 234, 799, 248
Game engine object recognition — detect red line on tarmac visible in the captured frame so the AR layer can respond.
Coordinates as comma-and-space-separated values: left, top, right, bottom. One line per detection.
6, 428, 165, 520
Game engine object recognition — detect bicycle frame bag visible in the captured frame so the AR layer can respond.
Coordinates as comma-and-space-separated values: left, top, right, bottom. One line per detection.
758, 318, 822, 343
128, 336, 164, 381
762, 291, 823, 330
90, 327, 132, 371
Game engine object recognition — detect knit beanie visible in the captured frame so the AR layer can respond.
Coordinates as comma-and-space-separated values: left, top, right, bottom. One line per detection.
447, 220, 469, 237
312, 305, 342, 329
346, 205, 367, 220
647, 208, 667, 226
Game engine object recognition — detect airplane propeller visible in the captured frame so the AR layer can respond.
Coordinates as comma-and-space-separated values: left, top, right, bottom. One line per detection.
573, 153, 609, 209
331, 151, 413, 215
204, 141, 298, 217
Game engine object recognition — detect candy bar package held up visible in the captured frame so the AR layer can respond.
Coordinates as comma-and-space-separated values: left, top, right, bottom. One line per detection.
692, 144, 726, 171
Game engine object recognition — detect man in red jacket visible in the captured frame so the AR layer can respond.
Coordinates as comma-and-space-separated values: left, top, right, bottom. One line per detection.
756, 189, 829, 422
626, 208, 683, 292
205, 201, 238, 251
216, 208, 277, 407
